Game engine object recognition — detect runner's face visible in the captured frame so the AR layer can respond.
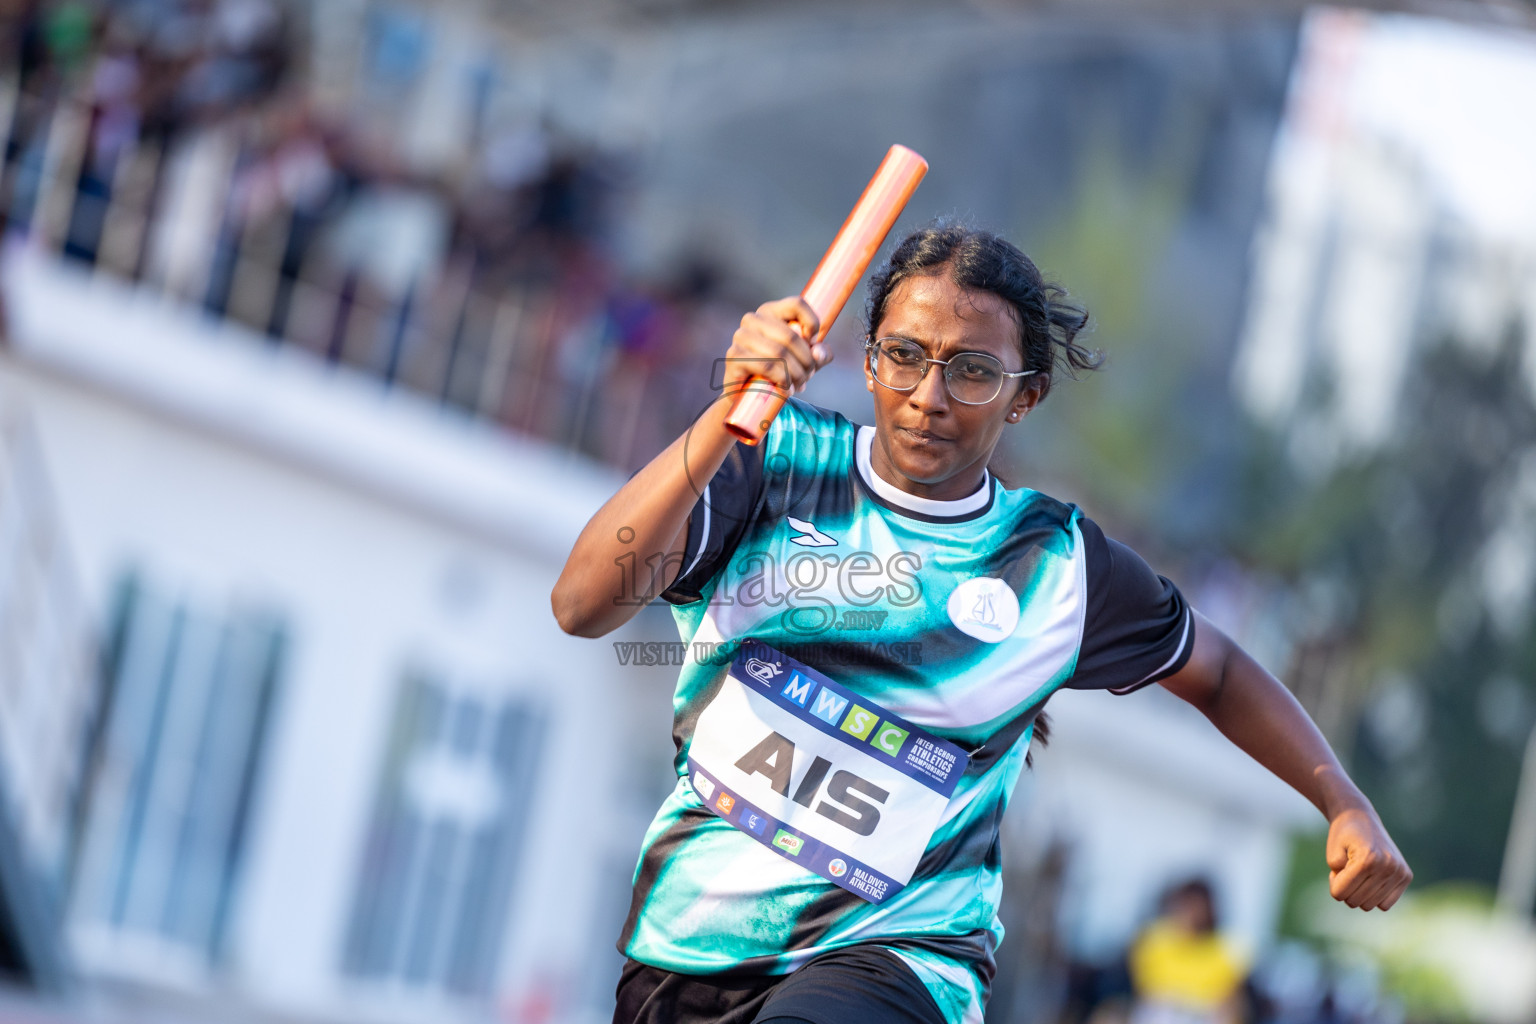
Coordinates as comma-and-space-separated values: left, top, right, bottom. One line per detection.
865, 272, 1040, 500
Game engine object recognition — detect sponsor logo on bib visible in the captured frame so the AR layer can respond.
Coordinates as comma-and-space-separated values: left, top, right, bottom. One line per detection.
773, 830, 805, 856
947, 576, 1020, 643
745, 658, 780, 684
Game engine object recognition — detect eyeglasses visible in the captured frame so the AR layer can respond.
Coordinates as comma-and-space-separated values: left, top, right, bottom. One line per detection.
866, 337, 1036, 405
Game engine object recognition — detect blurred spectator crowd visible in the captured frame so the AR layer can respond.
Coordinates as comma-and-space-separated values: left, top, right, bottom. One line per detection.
1060, 880, 1405, 1024
0, 0, 741, 470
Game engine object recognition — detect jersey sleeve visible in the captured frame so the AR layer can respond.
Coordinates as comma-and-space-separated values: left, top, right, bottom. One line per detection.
659, 438, 766, 605
1066, 515, 1195, 694
659, 398, 839, 605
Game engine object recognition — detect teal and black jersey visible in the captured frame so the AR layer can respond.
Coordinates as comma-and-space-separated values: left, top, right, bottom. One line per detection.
619, 398, 1194, 1024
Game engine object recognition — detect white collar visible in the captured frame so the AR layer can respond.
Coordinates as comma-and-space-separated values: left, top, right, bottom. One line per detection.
855, 425, 992, 517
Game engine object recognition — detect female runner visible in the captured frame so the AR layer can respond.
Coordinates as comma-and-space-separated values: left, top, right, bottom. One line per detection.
551, 223, 1411, 1024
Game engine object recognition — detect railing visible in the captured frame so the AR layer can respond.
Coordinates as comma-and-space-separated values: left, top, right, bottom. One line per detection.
0, 72, 707, 472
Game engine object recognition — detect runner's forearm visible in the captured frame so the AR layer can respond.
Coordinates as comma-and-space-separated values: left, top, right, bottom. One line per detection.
552, 397, 739, 637
1166, 613, 1375, 823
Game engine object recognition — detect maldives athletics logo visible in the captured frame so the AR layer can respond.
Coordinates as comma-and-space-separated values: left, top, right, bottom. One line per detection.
827, 858, 848, 878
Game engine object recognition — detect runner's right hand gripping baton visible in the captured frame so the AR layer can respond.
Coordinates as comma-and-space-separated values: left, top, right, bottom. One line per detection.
722, 145, 929, 444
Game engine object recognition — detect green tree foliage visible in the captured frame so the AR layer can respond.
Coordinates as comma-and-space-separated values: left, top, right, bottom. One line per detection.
1250, 324, 1536, 888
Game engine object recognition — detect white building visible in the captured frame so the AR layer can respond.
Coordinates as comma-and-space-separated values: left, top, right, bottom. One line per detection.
0, 237, 680, 1024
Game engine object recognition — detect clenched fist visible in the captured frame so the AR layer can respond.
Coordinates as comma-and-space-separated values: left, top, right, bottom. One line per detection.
1326, 805, 1412, 911
721, 296, 830, 402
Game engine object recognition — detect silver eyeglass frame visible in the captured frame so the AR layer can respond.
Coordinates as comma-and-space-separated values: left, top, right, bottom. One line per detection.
864, 336, 1037, 405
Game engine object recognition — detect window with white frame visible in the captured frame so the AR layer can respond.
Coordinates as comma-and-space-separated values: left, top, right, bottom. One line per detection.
68, 575, 285, 971
341, 673, 546, 998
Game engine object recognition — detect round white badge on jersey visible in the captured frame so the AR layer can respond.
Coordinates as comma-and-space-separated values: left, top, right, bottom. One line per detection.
947, 576, 1020, 643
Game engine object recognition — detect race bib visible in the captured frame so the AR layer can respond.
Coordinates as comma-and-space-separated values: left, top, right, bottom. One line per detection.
685, 640, 970, 904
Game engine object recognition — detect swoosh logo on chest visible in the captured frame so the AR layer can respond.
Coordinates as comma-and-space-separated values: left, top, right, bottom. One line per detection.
786, 516, 838, 548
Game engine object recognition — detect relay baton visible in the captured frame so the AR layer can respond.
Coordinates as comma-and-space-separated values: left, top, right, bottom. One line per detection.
722, 144, 929, 444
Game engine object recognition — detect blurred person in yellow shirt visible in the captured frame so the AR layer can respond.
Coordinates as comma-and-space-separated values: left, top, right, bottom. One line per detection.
1129, 879, 1248, 1024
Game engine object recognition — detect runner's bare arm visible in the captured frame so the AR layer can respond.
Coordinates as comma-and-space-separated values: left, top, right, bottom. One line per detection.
1158, 610, 1413, 911
551, 419, 729, 638
551, 297, 824, 637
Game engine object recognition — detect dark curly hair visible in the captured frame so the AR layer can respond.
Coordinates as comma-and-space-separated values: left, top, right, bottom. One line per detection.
863, 221, 1100, 400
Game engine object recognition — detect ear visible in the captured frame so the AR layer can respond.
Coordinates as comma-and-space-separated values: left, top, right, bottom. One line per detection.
863, 344, 876, 393
1006, 377, 1045, 422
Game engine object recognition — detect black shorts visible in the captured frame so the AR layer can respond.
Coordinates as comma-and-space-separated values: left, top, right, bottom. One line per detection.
613, 944, 950, 1024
